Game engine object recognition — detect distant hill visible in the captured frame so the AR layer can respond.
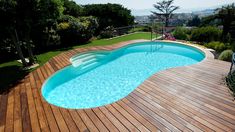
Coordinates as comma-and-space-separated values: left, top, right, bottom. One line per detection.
131, 3, 232, 16
192, 9, 215, 17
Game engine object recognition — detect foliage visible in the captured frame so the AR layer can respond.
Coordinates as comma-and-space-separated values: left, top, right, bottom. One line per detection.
190, 26, 222, 43
0, 0, 64, 66
63, 0, 83, 17
58, 15, 98, 45
172, 27, 190, 40
99, 26, 116, 39
83, 3, 134, 32
218, 50, 233, 61
226, 71, 235, 98
151, 0, 179, 27
217, 3, 235, 41
33, 0, 64, 51
187, 15, 201, 27
201, 3, 235, 42
204, 41, 226, 52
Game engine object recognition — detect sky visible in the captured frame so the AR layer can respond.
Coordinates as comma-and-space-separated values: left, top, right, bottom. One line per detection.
75, 0, 234, 10
75, 0, 235, 15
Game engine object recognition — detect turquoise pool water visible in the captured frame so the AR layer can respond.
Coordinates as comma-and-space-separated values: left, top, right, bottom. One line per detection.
42, 41, 205, 109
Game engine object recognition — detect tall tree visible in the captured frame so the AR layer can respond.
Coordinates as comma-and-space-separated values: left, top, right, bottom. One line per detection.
187, 15, 201, 27
202, 3, 235, 42
217, 3, 235, 41
63, 0, 82, 17
83, 3, 134, 32
32, 0, 64, 51
151, 0, 179, 27
0, 0, 64, 66
16, 0, 38, 65
0, 0, 28, 66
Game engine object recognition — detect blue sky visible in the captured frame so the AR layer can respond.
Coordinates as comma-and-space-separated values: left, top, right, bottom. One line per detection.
75, 0, 234, 10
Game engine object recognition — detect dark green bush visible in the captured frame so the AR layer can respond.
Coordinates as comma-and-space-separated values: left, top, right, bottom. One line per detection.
58, 15, 98, 45
190, 26, 222, 43
173, 27, 190, 40
218, 50, 233, 62
226, 71, 235, 98
99, 26, 116, 39
204, 41, 226, 52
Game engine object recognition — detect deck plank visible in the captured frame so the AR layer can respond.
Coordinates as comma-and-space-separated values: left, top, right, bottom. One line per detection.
36, 68, 60, 132
0, 94, 8, 132
1, 40, 235, 131
13, 86, 22, 132
4, 86, 14, 132
26, 73, 41, 132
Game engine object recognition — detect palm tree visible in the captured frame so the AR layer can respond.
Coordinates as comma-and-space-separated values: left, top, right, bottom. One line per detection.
151, 0, 179, 27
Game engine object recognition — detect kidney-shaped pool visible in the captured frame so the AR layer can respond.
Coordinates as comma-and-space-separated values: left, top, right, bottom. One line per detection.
42, 41, 205, 109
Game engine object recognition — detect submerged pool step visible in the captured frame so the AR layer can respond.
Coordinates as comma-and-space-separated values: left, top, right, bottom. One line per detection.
72, 57, 100, 68
70, 53, 94, 62
70, 51, 110, 68
70, 53, 108, 62
81, 61, 99, 70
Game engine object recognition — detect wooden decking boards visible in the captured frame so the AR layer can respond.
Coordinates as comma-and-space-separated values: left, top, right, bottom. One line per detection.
0, 40, 234, 132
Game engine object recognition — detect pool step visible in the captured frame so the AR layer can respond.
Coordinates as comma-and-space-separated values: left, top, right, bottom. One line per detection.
71, 52, 109, 68
81, 61, 99, 70
71, 52, 109, 61
70, 53, 107, 62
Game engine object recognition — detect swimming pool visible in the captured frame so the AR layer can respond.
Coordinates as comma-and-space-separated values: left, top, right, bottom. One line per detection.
42, 41, 205, 109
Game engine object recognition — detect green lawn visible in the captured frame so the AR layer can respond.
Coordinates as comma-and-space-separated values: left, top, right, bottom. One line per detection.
0, 32, 155, 92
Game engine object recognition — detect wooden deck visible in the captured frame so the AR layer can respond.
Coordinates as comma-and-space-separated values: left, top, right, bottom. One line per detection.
0, 40, 235, 132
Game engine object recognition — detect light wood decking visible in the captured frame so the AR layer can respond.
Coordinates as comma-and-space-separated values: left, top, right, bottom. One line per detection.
0, 40, 234, 132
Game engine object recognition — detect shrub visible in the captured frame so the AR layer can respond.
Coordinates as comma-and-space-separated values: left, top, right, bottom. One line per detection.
218, 50, 233, 62
173, 27, 190, 40
58, 15, 98, 45
226, 71, 235, 98
99, 26, 116, 39
190, 26, 222, 43
204, 41, 226, 52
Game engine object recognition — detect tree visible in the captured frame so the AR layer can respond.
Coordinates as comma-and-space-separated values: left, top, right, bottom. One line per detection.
0, 0, 28, 66
83, 3, 134, 32
63, 0, 82, 17
217, 3, 235, 41
58, 15, 98, 45
0, 0, 64, 66
151, 0, 179, 27
187, 15, 201, 27
202, 3, 235, 42
16, 0, 38, 65
34, 0, 64, 49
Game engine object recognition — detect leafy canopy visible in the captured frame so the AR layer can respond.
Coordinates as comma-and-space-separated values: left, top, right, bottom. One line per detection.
151, 0, 179, 27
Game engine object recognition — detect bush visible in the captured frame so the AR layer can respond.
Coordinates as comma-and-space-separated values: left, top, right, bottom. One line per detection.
190, 26, 222, 43
173, 27, 190, 40
218, 50, 233, 62
99, 26, 116, 39
226, 71, 235, 98
204, 41, 226, 52
58, 15, 98, 45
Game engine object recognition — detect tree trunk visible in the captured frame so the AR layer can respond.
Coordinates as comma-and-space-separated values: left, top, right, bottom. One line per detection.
222, 22, 231, 42
165, 16, 169, 27
12, 29, 28, 67
25, 29, 35, 65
